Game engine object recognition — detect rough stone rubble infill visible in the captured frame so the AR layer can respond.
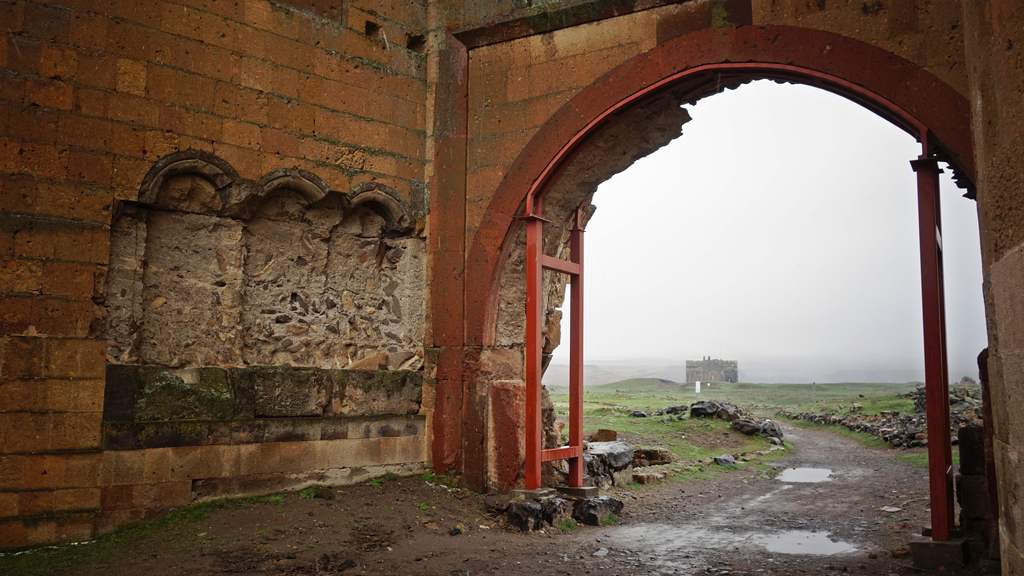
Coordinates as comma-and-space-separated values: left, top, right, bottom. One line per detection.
776, 385, 983, 448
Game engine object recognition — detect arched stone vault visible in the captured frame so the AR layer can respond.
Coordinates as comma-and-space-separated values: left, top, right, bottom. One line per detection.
440, 25, 975, 492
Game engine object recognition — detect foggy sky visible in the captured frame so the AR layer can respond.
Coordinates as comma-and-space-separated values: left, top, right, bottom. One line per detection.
549, 80, 987, 383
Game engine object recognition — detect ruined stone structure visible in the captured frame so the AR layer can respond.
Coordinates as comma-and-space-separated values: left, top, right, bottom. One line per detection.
2, 0, 1024, 569
686, 357, 738, 383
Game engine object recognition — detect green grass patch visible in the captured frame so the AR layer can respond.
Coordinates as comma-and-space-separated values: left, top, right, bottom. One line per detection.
555, 519, 578, 531
600, 514, 620, 526
0, 494, 286, 576
550, 379, 919, 414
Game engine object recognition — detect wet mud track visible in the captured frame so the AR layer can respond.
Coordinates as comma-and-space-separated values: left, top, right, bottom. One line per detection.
552, 424, 954, 576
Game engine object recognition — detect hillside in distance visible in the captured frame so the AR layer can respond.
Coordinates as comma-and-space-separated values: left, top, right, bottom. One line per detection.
542, 355, 937, 387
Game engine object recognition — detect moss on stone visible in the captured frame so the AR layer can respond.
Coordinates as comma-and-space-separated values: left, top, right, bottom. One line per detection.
711, 0, 731, 28
135, 367, 234, 421
349, 370, 421, 398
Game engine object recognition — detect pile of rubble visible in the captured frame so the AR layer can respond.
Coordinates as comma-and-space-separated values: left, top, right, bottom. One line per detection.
688, 400, 785, 442
777, 385, 983, 449
498, 494, 624, 532
628, 400, 784, 441
907, 384, 984, 419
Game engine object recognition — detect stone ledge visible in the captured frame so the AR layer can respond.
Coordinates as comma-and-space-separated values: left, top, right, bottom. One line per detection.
101, 414, 426, 450
105, 364, 423, 422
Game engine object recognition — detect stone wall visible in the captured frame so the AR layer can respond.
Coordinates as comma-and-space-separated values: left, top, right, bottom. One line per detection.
0, 0, 431, 549
961, 0, 1024, 571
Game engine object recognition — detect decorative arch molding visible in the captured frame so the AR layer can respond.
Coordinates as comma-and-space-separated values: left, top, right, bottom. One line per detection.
137, 149, 239, 209
256, 168, 332, 205
462, 24, 976, 349
349, 182, 416, 233
133, 153, 415, 231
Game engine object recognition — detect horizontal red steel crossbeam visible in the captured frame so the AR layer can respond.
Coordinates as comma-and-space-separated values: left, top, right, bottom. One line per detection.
541, 446, 583, 462
541, 255, 581, 276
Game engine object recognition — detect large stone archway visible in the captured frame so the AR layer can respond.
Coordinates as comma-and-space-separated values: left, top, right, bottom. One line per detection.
433, 25, 976, 495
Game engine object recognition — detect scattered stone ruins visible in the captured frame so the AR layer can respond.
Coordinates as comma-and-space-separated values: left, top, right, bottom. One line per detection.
686, 357, 739, 384
2, 1, 1024, 570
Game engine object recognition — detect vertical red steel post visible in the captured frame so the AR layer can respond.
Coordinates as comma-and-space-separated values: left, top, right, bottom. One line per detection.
524, 216, 544, 490
568, 210, 585, 486
912, 154, 954, 541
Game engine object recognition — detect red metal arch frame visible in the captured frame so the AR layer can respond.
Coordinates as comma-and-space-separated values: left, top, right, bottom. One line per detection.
453, 25, 975, 541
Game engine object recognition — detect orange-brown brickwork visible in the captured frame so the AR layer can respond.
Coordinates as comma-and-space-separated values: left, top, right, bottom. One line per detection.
1, 0, 430, 548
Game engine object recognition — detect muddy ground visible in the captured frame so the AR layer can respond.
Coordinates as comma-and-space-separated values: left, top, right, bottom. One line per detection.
7, 424, 997, 576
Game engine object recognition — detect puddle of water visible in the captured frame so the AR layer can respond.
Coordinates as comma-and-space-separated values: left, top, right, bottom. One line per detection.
757, 531, 857, 555
603, 524, 856, 558
777, 468, 832, 483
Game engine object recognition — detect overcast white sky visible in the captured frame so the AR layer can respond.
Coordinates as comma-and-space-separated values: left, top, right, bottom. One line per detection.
550, 80, 987, 383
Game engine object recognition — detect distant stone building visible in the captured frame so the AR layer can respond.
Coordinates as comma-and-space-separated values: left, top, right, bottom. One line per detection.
686, 357, 739, 383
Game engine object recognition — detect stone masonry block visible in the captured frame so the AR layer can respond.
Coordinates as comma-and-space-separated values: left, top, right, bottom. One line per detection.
23, 455, 66, 490
995, 439, 1024, 552
335, 370, 422, 417
63, 453, 101, 488
50, 412, 102, 451
100, 450, 145, 486
23, 518, 57, 547
0, 519, 28, 548
53, 487, 100, 511
959, 475, 993, 519
53, 514, 95, 543
5, 412, 51, 453
234, 366, 331, 418
44, 338, 106, 379
18, 490, 54, 516
135, 367, 234, 422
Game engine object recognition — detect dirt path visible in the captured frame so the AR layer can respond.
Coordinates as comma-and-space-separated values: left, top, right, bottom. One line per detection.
558, 423, 937, 575
13, 424, 990, 576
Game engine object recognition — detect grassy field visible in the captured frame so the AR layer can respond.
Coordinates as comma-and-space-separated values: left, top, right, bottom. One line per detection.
549, 378, 919, 417
549, 378, 930, 474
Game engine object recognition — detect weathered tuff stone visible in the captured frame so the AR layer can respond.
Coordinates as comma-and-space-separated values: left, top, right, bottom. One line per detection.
761, 420, 784, 440
583, 441, 634, 489
541, 497, 572, 526
507, 501, 544, 531
126, 366, 235, 421
717, 404, 743, 422
572, 496, 624, 526
588, 442, 634, 470
714, 454, 736, 466
234, 366, 334, 417
731, 419, 762, 435
336, 371, 422, 416
690, 400, 721, 418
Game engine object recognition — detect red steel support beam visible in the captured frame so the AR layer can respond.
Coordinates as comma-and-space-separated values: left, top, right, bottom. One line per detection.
542, 445, 582, 462
523, 207, 586, 489
913, 153, 954, 541
524, 215, 545, 490
542, 255, 582, 276
568, 207, 585, 487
